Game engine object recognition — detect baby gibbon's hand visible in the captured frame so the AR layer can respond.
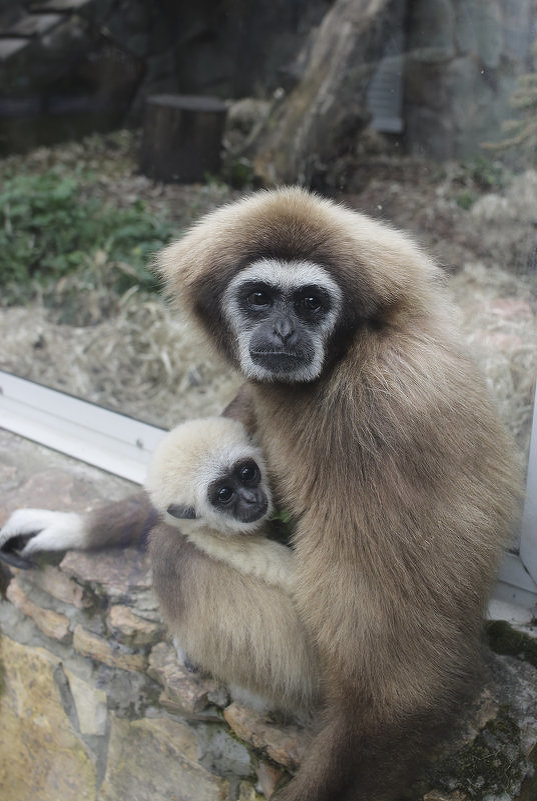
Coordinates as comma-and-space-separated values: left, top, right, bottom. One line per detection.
0, 509, 85, 568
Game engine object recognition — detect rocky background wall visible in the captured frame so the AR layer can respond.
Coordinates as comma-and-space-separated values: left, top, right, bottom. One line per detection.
405, 0, 537, 159
0, 0, 330, 154
1, 0, 536, 159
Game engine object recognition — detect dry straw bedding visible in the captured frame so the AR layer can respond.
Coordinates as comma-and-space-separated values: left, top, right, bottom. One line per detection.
0, 136, 534, 464
0, 261, 532, 458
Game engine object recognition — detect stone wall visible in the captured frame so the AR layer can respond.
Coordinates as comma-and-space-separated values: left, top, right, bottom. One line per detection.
0, 545, 309, 801
0, 431, 308, 801
405, 0, 537, 158
2, 428, 537, 800
0, 0, 330, 154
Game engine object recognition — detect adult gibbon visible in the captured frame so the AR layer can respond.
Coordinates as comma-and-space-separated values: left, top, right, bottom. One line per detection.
0, 188, 520, 801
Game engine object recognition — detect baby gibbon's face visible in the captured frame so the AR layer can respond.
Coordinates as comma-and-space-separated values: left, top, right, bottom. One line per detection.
166, 456, 270, 534
206, 457, 269, 525
146, 417, 272, 536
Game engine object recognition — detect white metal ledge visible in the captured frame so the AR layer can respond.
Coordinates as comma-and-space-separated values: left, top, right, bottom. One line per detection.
0, 370, 166, 485
0, 369, 536, 621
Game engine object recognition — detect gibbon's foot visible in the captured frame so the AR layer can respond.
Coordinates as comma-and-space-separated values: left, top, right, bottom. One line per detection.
0, 508, 85, 567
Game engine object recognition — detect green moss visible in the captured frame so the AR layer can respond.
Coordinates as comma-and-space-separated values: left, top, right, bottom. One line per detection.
486, 620, 537, 669
455, 189, 478, 210
434, 706, 525, 800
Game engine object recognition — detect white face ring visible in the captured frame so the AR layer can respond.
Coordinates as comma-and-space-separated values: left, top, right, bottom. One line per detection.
222, 259, 342, 383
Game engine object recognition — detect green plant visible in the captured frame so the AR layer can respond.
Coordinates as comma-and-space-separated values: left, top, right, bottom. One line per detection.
0, 170, 176, 302
467, 155, 509, 191
455, 189, 478, 210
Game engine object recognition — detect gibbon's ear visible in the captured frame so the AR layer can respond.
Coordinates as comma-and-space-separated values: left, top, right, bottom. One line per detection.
166, 504, 198, 520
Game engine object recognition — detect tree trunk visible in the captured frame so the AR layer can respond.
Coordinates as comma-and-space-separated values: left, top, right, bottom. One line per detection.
141, 94, 228, 183
250, 0, 405, 187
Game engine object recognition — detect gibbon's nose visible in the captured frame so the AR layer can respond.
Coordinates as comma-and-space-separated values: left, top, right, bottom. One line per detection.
241, 488, 261, 505
272, 314, 294, 343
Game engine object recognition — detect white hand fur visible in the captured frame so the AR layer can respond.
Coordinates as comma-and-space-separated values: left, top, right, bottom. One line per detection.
0, 509, 85, 555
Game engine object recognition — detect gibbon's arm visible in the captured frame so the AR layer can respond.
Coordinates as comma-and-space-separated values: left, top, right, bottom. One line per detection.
221, 384, 258, 435
0, 387, 252, 564
0, 492, 157, 563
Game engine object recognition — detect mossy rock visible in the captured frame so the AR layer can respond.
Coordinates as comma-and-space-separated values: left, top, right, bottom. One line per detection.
410, 706, 527, 801
485, 620, 537, 669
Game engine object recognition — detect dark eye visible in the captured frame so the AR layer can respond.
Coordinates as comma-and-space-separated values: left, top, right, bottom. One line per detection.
239, 464, 258, 483
247, 290, 272, 308
296, 294, 322, 313
217, 486, 234, 504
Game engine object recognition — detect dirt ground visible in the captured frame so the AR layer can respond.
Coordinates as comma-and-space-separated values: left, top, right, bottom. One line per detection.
0, 132, 535, 465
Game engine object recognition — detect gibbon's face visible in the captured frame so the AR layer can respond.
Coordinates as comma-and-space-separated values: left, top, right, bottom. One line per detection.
222, 260, 343, 383
166, 456, 271, 534
207, 457, 268, 525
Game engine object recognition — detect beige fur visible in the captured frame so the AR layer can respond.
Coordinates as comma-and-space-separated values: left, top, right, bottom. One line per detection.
156, 187, 521, 801
150, 526, 319, 715
146, 416, 271, 534
176, 525, 294, 592
146, 416, 317, 714
146, 417, 293, 591
1, 188, 521, 800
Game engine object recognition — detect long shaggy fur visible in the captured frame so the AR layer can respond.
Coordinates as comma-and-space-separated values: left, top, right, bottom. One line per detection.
149, 527, 319, 715
0, 188, 520, 800
156, 187, 521, 801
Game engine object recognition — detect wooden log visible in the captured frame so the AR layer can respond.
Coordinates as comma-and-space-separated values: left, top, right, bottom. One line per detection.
140, 94, 228, 183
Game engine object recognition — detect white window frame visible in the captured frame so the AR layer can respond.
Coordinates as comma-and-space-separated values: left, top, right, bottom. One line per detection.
0, 370, 166, 485
1, 369, 536, 621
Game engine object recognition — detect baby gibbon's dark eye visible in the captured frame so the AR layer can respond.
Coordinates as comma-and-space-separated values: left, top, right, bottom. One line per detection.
236, 460, 260, 485
217, 486, 234, 504
247, 290, 272, 308
240, 465, 257, 482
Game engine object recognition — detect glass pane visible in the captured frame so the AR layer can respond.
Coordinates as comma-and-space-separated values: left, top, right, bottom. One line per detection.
0, 0, 534, 463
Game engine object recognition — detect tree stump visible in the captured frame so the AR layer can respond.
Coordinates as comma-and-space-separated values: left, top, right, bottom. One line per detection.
140, 94, 228, 183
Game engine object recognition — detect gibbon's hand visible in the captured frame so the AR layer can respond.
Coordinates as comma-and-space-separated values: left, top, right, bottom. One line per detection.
0, 509, 85, 568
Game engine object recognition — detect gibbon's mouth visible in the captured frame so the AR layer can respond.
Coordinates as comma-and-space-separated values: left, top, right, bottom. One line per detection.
250, 350, 306, 372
